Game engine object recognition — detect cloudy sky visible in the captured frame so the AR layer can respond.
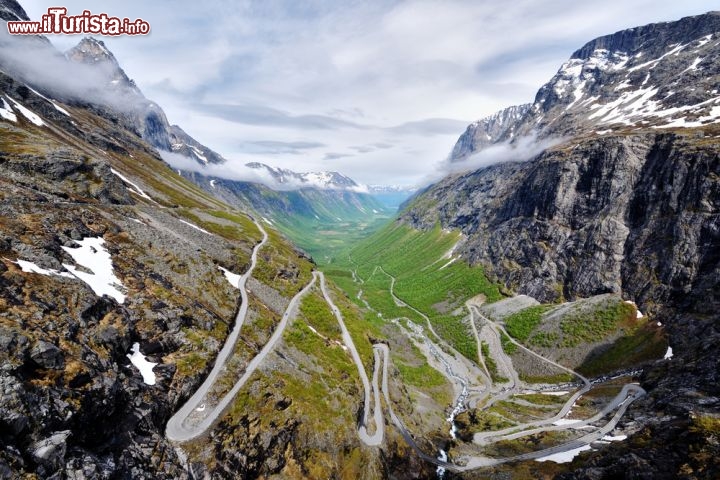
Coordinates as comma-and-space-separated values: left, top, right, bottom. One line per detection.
22, 0, 718, 187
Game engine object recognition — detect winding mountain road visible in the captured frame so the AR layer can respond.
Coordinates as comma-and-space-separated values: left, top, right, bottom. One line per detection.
166, 220, 268, 442
318, 272, 384, 446
343, 261, 646, 472
167, 235, 646, 471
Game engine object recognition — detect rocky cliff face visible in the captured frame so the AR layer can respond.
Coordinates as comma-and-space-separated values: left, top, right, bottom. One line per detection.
403, 12, 720, 479
407, 131, 720, 313
449, 11, 720, 163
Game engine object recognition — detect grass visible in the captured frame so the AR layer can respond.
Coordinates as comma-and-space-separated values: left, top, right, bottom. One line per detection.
505, 305, 554, 342
514, 393, 568, 406
457, 409, 515, 434
395, 361, 447, 388
327, 223, 503, 362
559, 300, 635, 347
481, 341, 508, 383
254, 228, 314, 297
500, 331, 518, 355
519, 372, 575, 384
577, 322, 667, 376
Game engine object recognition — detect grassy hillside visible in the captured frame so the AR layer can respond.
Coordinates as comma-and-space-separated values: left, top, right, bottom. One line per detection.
326, 222, 502, 360
195, 177, 395, 262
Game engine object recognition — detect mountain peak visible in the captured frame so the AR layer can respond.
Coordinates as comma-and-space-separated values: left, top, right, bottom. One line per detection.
570, 10, 720, 61
66, 37, 117, 66
245, 162, 365, 191
450, 11, 720, 163
0, 0, 29, 22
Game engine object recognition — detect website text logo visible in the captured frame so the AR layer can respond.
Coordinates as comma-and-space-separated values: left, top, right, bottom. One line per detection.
7, 7, 150, 36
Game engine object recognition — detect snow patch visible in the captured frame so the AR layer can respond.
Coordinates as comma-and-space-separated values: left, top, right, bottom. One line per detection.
218, 266, 241, 289
0, 98, 17, 122
209, 179, 216, 188
178, 219, 213, 235
51, 102, 71, 116
696, 34, 712, 48
552, 418, 582, 426
110, 168, 153, 201
624, 300, 643, 318
27, 87, 71, 116
189, 145, 208, 164
628, 42, 686, 72
664, 346, 674, 360
541, 391, 569, 396
13, 259, 73, 278
681, 56, 703, 73
126, 343, 157, 385
261, 216, 274, 225
62, 237, 126, 304
535, 445, 592, 463
438, 257, 458, 270
602, 434, 627, 442
6, 97, 44, 126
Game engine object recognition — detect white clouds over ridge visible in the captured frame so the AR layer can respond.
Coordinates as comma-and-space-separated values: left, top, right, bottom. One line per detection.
20, 0, 720, 186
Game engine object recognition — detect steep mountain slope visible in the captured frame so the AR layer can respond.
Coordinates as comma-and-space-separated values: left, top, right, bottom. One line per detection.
0, 5, 423, 478
392, 12, 720, 479
450, 11, 720, 163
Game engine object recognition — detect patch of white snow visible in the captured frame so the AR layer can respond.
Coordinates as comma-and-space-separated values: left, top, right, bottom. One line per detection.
178, 219, 213, 235
126, 343, 157, 385
62, 237, 126, 304
535, 445, 592, 463
218, 266, 241, 289
13, 259, 73, 278
6, 97, 44, 126
664, 346, 674, 360
0, 98, 17, 122
110, 168, 153, 201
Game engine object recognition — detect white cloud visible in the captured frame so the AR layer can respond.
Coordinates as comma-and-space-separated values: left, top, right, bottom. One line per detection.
18, 0, 720, 187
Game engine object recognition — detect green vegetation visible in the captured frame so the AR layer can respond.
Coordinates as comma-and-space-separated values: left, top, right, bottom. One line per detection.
481, 341, 508, 383
529, 331, 559, 348
254, 228, 314, 297
500, 331, 518, 355
395, 361, 447, 388
505, 305, 554, 342
326, 282, 385, 366
273, 214, 391, 263
326, 223, 503, 362
559, 300, 635, 347
489, 400, 555, 422
299, 292, 342, 338
458, 409, 515, 433
690, 414, 720, 434
514, 393, 568, 406
519, 372, 575, 384
578, 322, 667, 376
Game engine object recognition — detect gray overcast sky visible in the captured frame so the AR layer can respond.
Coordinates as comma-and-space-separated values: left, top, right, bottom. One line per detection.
21, 0, 719, 187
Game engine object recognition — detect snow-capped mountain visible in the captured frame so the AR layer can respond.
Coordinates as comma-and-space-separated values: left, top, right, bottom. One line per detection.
168, 125, 226, 165
245, 162, 367, 191
450, 11, 720, 161
451, 104, 531, 162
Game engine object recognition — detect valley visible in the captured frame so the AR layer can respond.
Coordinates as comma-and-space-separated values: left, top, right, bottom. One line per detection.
0, 2, 718, 479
